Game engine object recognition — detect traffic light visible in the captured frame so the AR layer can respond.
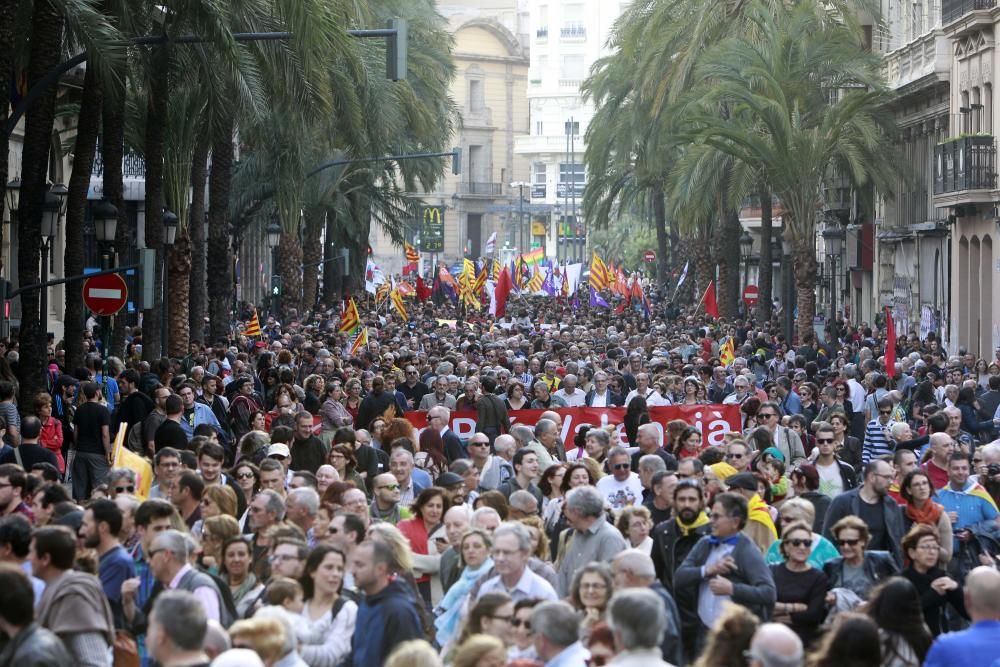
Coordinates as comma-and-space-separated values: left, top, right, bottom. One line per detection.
270, 275, 282, 297
386, 19, 408, 81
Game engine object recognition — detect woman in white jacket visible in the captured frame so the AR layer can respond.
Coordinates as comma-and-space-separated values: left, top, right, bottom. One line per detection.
297, 545, 357, 667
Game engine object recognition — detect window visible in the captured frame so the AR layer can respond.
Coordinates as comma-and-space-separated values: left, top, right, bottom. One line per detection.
536, 121, 544, 135
558, 162, 585, 196
564, 121, 580, 136
537, 5, 548, 37
561, 3, 585, 38
469, 79, 484, 112
560, 54, 584, 80
532, 163, 547, 198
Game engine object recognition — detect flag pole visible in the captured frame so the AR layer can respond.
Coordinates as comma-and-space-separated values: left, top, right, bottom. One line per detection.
695, 281, 711, 311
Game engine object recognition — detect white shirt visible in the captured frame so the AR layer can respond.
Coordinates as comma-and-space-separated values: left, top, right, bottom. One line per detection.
816, 460, 844, 498
591, 392, 608, 408
847, 379, 866, 412
554, 387, 586, 407
478, 566, 558, 602
595, 473, 643, 511
698, 541, 736, 627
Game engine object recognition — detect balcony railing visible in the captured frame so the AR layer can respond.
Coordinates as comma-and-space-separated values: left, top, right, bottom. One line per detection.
92, 147, 146, 178
942, 0, 996, 24
934, 136, 997, 194
536, 27, 548, 38
560, 24, 586, 39
458, 182, 503, 196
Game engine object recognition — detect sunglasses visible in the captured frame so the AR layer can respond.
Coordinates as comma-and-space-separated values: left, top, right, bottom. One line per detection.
879, 410, 892, 415
236, 472, 255, 480
469, 441, 489, 447
725, 453, 745, 460
613, 463, 631, 471
757, 413, 777, 419
511, 618, 531, 629
816, 438, 835, 444
837, 538, 862, 547
784, 538, 811, 548
115, 485, 135, 494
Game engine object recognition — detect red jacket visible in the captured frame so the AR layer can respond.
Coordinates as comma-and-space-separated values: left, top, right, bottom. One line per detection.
39, 417, 65, 473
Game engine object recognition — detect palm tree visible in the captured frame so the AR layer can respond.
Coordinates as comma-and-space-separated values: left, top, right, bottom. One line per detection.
678, 1, 898, 338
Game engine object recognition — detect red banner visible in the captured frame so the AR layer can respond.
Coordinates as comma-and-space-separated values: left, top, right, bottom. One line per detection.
403, 404, 742, 449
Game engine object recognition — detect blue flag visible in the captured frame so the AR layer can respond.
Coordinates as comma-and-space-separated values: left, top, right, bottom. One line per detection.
589, 287, 609, 308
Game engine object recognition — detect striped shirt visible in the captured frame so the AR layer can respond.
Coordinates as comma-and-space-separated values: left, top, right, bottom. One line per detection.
862, 418, 895, 465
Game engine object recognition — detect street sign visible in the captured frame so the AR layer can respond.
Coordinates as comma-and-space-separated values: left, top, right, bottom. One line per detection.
83, 273, 128, 316
743, 284, 759, 305
420, 206, 444, 252
643, 250, 656, 263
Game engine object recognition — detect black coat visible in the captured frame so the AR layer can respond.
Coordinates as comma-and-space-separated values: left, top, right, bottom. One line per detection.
822, 551, 899, 599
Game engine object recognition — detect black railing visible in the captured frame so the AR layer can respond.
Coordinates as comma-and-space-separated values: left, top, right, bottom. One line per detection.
458, 182, 503, 196
536, 27, 548, 38
934, 136, 997, 194
560, 24, 586, 38
942, 0, 996, 24
92, 147, 146, 179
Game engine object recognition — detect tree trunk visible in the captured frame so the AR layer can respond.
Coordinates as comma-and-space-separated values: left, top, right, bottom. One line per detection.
167, 232, 192, 356
794, 237, 817, 346
278, 229, 303, 317
716, 206, 741, 318
0, 0, 17, 235
16, 0, 63, 406
757, 186, 774, 322
692, 226, 714, 303
207, 114, 234, 345
301, 207, 323, 313
188, 132, 209, 344
64, 65, 102, 373
105, 81, 129, 358
651, 181, 669, 289
141, 42, 170, 362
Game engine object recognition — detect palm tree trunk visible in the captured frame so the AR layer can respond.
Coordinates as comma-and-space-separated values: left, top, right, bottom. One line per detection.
793, 237, 817, 345
278, 230, 303, 316
167, 232, 192, 356
692, 226, 714, 302
301, 207, 323, 313
142, 42, 170, 362
652, 181, 669, 289
16, 0, 63, 405
716, 206, 741, 318
207, 114, 234, 344
188, 132, 210, 344
64, 65, 102, 373
106, 81, 129, 358
0, 0, 16, 233
757, 186, 773, 321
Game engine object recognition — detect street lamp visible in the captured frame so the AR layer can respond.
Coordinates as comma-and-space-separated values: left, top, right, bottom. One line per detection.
267, 218, 282, 318
39, 184, 67, 334
93, 199, 118, 362
739, 230, 753, 292
4, 178, 20, 214
822, 224, 845, 321
161, 208, 178, 354
509, 182, 528, 254
266, 219, 282, 250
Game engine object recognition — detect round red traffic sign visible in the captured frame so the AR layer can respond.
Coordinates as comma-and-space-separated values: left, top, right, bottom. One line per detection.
743, 284, 759, 306
83, 273, 128, 316
643, 250, 656, 263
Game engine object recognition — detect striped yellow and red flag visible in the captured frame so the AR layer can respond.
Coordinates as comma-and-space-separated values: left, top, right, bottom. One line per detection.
589, 252, 609, 290
526, 269, 544, 293
338, 298, 360, 334
375, 282, 390, 304
492, 259, 501, 280
244, 309, 262, 337
349, 327, 369, 356
404, 242, 420, 263
390, 288, 408, 320
720, 337, 736, 366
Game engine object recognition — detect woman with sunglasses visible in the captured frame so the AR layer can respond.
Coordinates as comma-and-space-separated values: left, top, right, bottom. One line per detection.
900, 524, 968, 636
822, 516, 899, 602
507, 598, 541, 661
765, 497, 839, 568
231, 461, 260, 528
829, 412, 863, 472
770, 520, 829, 645
900, 469, 952, 564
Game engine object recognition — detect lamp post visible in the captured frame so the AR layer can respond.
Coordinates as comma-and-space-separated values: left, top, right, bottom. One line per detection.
822, 224, 845, 322
267, 218, 281, 317
509, 182, 528, 254
39, 183, 67, 337
93, 199, 118, 360
739, 230, 753, 293
161, 208, 178, 355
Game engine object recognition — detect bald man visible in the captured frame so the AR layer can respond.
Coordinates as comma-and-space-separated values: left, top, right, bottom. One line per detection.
924, 566, 1000, 666
746, 623, 804, 667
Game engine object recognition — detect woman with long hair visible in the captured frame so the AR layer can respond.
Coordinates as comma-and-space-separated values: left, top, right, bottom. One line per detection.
900, 469, 953, 563
866, 577, 933, 667
433, 528, 495, 648
568, 562, 613, 631
343, 379, 363, 424
303, 374, 326, 416
798, 382, 820, 427
199, 515, 240, 574
829, 412, 862, 471
674, 427, 703, 460
397, 487, 450, 605
327, 444, 366, 496
691, 602, 759, 667
231, 461, 260, 529
34, 392, 64, 474
298, 544, 357, 667
319, 382, 352, 432
623, 396, 650, 447
538, 463, 566, 514
451, 592, 514, 654
543, 462, 595, 560
220, 536, 264, 618
416, 429, 449, 479
806, 612, 881, 667
665, 419, 689, 455
956, 386, 998, 437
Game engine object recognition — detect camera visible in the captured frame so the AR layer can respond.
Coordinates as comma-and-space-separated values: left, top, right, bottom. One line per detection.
987, 463, 1000, 478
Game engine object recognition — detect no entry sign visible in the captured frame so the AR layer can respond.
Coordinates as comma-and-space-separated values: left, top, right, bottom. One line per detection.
83, 273, 128, 316
643, 250, 656, 263
743, 284, 760, 305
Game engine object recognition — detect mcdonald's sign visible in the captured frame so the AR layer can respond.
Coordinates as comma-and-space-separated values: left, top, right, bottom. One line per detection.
420, 206, 445, 252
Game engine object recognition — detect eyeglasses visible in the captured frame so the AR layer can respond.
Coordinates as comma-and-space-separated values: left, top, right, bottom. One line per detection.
879, 410, 892, 415
511, 618, 531, 629
114, 485, 135, 494
579, 582, 608, 591
815, 438, 834, 444
725, 453, 745, 460
784, 538, 811, 548
757, 413, 777, 419
836, 538, 862, 547
613, 463, 630, 471
269, 553, 300, 563
469, 441, 489, 447
236, 472, 255, 480
147, 548, 165, 558
377, 484, 400, 491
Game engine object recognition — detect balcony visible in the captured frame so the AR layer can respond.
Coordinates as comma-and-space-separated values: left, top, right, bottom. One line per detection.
531, 184, 546, 199
942, 0, 996, 26
933, 136, 997, 197
92, 147, 146, 178
536, 27, 548, 39
457, 182, 504, 197
560, 24, 586, 39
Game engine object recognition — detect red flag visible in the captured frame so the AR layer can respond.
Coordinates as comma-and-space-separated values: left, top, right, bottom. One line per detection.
702, 281, 719, 319
884, 306, 896, 375
415, 275, 432, 301
491, 266, 513, 318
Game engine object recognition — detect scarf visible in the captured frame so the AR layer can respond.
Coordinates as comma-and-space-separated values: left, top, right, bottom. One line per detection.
905, 498, 943, 526
748, 494, 778, 539
433, 557, 494, 646
675, 511, 710, 537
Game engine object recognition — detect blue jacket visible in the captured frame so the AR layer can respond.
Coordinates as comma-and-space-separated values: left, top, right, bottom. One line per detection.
351, 577, 423, 667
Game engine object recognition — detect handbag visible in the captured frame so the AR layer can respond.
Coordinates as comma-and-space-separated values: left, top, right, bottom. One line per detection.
113, 629, 141, 667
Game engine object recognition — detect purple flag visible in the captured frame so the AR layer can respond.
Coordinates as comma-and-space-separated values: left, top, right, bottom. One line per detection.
589, 287, 609, 308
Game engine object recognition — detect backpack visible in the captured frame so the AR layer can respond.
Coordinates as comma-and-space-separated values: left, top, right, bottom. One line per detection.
178, 568, 238, 628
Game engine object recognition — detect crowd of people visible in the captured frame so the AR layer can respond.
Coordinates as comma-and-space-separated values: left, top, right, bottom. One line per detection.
0, 294, 998, 667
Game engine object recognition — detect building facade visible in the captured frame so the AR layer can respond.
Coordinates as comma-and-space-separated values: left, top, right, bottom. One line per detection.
371, 0, 531, 274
